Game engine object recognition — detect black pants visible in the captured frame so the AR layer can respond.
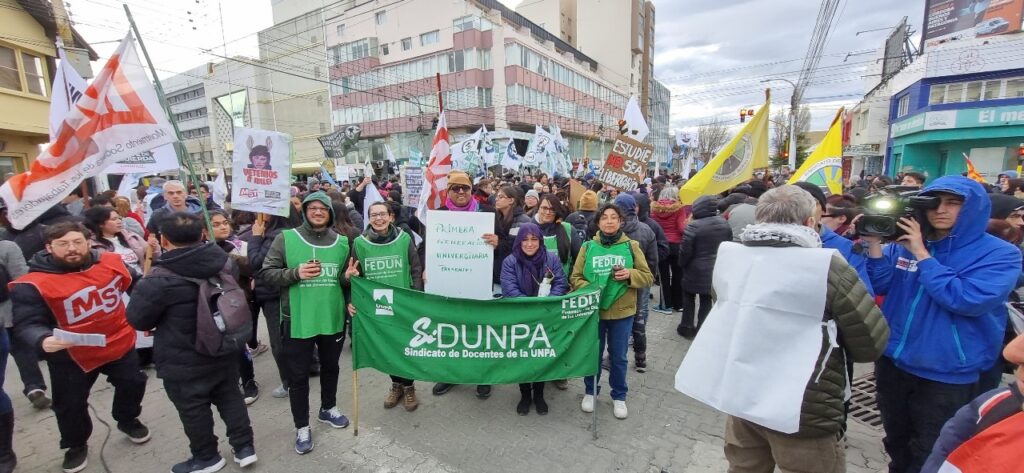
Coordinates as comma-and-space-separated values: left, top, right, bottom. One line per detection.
237, 349, 254, 384
282, 326, 343, 428
48, 350, 147, 449
659, 243, 684, 310
6, 328, 46, 395
875, 356, 975, 473
247, 300, 260, 350
680, 291, 713, 332
260, 299, 288, 387
163, 364, 254, 459
389, 376, 413, 387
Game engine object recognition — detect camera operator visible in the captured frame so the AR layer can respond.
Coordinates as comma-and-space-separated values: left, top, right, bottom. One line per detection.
862, 176, 1021, 473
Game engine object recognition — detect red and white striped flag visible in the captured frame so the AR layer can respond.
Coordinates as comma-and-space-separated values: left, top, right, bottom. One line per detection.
417, 111, 451, 221
0, 33, 175, 229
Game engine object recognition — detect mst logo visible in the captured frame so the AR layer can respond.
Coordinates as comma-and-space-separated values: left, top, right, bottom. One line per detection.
373, 289, 394, 316
63, 275, 125, 324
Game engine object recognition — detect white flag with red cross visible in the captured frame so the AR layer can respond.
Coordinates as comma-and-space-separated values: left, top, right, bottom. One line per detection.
0, 33, 175, 229
416, 111, 451, 222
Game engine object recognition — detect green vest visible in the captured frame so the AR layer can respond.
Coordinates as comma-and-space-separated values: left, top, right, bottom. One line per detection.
283, 229, 348, 339
353, 231, 413, 289
543, 221, 574, 277
581, 239, 634, 310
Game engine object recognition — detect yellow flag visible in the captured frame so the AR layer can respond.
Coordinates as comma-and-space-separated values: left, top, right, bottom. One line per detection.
788, 109, 844, 195
679, 100, 770, 205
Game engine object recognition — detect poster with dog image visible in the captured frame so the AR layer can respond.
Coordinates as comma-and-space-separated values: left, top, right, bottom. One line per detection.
231, 128, 293, 217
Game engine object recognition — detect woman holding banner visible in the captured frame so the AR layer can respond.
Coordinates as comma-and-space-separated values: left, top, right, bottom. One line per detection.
570, 203, 653, 420
500, 223, 569, 415
346, 201, 423, 412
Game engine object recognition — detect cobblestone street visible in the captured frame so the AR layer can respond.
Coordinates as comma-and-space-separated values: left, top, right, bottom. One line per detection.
7, 288, 891, 473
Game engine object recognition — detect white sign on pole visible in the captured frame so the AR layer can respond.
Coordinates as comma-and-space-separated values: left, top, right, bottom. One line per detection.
403, 166, 424, 208
230, 128, 293, 217
424, 210, 495, 300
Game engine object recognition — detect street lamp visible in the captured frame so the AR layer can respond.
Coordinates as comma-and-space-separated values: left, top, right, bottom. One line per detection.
761, 78, 798, 171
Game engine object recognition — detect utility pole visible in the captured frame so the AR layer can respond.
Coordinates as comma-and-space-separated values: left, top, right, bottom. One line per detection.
762, 78, 798, 170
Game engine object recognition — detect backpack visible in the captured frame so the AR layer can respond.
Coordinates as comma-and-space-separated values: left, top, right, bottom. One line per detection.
148, 259, 252, 357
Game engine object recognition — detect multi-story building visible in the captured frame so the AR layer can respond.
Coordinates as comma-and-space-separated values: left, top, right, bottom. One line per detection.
0, 0, 95, 179
324, 0, 632, 166
648, 78, 672, 167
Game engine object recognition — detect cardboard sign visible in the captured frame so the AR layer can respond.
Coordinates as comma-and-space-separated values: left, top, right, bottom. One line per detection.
598, 135, 653, 191
424, 210, 495, 300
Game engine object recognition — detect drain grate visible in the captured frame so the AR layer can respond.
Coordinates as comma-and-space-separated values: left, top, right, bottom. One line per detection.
849, 373, 883, 429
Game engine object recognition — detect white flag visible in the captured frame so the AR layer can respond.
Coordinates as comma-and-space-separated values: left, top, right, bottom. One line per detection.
500, 140, 522, 170
211, 171, 228, 207
50, 46, 88, 142
385, 144, 397, 165
1, 33, 176, 229
623, 95, 650, 142
116, 173, 144, 199
480, 125, 499, 168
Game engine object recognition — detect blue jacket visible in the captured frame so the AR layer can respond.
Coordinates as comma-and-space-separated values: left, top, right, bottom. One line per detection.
867, 176, 1021, 384
821, 226, 873, 296
500, 252, 569, 298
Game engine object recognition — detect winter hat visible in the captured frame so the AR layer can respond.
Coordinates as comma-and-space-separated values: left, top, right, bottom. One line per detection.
989, 194, 1024, 219
447, 171, 472, 189
525, 190, 540, 202
579, 190, 599, 211
793, 181, 827, 211
614, 193, 637, 215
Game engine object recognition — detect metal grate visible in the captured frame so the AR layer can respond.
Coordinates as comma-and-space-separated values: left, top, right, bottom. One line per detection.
849, 373, 883, 429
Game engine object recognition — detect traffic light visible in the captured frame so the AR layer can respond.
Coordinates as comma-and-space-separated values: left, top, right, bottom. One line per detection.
782, 139, 790, 160
739, 108, 754, 123
618, 119, 629, 135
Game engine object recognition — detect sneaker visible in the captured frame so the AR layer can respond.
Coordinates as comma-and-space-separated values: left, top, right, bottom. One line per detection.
580, 394, 595, 413
635, 358, 647, 373
476, 385, 491, 399
242, 380, 259, 405
294, 427, 314, 455
170, 455, 226, 473
117, 418, 151, 444
431, 383, 454, 396
248, 342, 269, 357
317, 407, 350, 429
553, 379, 569, 390
271, 384, 289, 398
232, 444, 257, 468
62, 446, 88, 473
651, 305, 673, 314
613, 400, 628, 419
27, 389, 51, 410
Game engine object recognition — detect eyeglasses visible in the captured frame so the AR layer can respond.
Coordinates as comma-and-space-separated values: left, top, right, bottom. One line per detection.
449, 185, 471, 194
307, 206, 330, 214
538, 206, 555, 213
369, 212, 389, 219
51, 239, 87, 249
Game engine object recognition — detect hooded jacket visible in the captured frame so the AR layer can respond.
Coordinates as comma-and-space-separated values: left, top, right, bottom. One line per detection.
868, 176, 1021, 384
650, 199, 688, 244
146, 196, 205, 235
679, 196, 733, 294
988, 194, 1024, 220
126, 243, 235, 381
257, 192, 346, 319
820, 226, 873, 296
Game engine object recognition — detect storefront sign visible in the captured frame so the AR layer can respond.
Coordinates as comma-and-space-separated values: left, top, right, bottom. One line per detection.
891, 104, 1024, 138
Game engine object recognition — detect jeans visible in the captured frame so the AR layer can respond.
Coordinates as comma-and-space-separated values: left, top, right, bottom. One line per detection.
281, 325, 344, 429
680, 291, 713, 333
5, 327, 46, 395
261, 299, 288, 387
659, 243, 683, 310
875, 356, 975, 473
632, 287, 650, 358
163, 364, 254, 459
585, 316, 634, 401
48, 350, 147, 449
0, 331, 11, 414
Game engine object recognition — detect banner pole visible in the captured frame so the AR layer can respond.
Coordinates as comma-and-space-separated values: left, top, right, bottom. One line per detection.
352, 370, 360, 436
123, 4, 214, 237
142, 245, 153, 275
592, 352, 599, 440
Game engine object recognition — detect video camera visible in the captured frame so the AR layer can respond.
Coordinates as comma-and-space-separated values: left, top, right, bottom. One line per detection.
855, 186, 939, 239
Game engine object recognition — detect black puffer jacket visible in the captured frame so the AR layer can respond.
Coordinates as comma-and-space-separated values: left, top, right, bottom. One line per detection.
679, 196, 733, 294
243, 225, 286, 303
10, 204, 83, 260
126, 243, 235, 381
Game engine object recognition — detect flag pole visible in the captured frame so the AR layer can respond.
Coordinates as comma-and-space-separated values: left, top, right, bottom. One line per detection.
352, 370, 360, 436
124, 4, 213, 236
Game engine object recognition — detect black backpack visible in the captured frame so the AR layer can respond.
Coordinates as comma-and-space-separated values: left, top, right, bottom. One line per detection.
148, 259, 252, 357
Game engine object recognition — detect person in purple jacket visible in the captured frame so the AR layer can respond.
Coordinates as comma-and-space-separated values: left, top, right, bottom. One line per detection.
500, 223, 568, 416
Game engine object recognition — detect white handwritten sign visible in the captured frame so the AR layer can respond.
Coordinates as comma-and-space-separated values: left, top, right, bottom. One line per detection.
230, 128, 293, 217
424, 210, 495, 300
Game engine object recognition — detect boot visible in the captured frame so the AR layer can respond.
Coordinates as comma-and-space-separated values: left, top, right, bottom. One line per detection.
403, 385, 418, 412
516, 384, 532, 416
384, 382, 403, 409
532, 383, 548, 415
0, 412, 15, 473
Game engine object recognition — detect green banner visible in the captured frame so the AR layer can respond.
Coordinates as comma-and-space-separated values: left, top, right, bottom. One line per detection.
351, 277, 601, 384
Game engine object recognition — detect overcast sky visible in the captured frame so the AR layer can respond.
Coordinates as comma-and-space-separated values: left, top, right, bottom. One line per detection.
70, 0, 926, 136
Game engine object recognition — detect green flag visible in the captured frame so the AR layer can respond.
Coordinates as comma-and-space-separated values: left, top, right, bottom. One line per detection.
351, 277, 601, 384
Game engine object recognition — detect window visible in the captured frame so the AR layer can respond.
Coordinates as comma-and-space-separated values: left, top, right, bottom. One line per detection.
1007, 78, 1024, 98
420, 30, 439, 46
0, 46, 20, 91
929, 85, 945, 105
965, 81, 982, 102
21, 53, 45, 96
336, 24, 345, 36
944, 83, 964, 103
401, 37, 412, 51
381, 43, 389, 56
375, 11, 386, 25
897, 95, 910, 117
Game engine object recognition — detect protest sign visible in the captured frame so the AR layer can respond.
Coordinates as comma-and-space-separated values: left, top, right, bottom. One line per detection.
230, 128, 293, 217
351, 277, 600, 384
403, 166, 424, 208
424, 210, 494, 300
597, 136, 653, 191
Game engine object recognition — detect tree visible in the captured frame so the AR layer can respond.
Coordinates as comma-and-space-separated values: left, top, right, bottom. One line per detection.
768, 106, 811, 170
695, 117, 730, 163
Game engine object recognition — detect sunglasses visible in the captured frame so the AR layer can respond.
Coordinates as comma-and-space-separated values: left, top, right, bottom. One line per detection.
449, 185, 471, 194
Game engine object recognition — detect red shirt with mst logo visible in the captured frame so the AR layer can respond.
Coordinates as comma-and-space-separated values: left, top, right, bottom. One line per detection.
13, 252, 135, 372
